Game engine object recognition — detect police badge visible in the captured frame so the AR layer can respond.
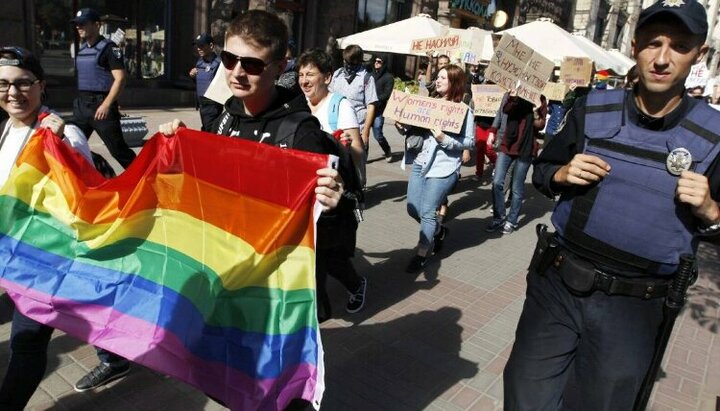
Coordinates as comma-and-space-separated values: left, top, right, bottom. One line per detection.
666, 147, 692, 175
662, 0, 684, 7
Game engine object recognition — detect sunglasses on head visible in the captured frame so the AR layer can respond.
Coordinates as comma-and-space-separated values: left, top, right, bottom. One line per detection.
220, 50, 271, 75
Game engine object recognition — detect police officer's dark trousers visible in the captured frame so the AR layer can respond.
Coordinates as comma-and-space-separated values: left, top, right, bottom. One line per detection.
73, 93, 136, 169
503, 265, 664, 410
198, 97, 223, 132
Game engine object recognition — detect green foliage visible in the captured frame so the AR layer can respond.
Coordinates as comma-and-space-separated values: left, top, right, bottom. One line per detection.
394, 77, 419, 94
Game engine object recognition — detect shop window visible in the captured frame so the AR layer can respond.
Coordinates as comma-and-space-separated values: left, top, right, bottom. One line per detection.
33, 0, 168, 80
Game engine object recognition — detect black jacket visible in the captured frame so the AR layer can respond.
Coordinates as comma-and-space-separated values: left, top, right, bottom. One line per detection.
371, 66, 394, 114
212, 86, 358, 254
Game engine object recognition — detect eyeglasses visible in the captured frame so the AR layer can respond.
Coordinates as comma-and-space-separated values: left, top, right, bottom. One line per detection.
220, 50, 271, 75
0, 79, 40, 92
374, 60, 383, 64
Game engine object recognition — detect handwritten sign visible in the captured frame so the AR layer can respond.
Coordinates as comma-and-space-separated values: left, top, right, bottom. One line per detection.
542, 82, 568, 102
471, 85, 505, 117
411, 34, 462, 54
383, 90, 468, 133
560, 57, 593, 87
484, 34, 553, 106
685, 62, 709, 88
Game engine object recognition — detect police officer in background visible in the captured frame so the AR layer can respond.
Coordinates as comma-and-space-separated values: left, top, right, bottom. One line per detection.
504, 0, 720, 409
189, 33, 223, 131
71, 8, 135, 169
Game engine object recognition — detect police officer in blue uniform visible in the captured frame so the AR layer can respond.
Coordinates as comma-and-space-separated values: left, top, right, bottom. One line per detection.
71, 8, 135, 169
70, 7, 134, 392
189, 33, 223, 131
504, 1, 720, 409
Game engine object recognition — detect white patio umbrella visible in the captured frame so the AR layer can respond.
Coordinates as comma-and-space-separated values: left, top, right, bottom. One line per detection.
499, 20, 631, 75
607, 49, 636, 74
337, 14, 446, 55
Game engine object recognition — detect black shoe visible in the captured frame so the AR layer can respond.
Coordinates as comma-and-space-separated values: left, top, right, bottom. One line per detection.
433, 225, 448, 254
405, 255, 427, 273
346, 276, 367, 313
74, 362, 130, 392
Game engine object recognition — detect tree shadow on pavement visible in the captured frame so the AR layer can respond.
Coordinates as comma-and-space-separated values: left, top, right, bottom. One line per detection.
687, 242, 720, 333
319, 307, 479, 410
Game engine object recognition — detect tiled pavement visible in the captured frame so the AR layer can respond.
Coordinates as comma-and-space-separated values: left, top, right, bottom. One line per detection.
0, 108, 718, 410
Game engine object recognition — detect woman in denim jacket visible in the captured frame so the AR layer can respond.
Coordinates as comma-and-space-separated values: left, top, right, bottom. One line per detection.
398, 64, 475, 273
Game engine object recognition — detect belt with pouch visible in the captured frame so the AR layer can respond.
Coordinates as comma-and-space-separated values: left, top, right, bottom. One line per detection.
532, 224, 671, 300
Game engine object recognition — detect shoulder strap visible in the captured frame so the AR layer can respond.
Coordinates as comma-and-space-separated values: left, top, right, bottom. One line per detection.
327, 93, 345, 132
276, 111, 318, 148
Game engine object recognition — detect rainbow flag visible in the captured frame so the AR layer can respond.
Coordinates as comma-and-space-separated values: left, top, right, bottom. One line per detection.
0, 128, 329, 410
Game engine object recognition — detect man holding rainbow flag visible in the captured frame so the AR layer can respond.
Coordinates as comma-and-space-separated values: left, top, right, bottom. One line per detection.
0, 9, 345, 411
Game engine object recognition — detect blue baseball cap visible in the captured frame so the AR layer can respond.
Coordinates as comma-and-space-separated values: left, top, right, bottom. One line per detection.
193, 33, 214, 46
636, 0, 708, 35
72, 8, 101, 25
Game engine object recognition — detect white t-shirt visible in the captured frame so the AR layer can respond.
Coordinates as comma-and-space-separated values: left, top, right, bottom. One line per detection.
311, 92, 360, 133
0, 109, 92, 186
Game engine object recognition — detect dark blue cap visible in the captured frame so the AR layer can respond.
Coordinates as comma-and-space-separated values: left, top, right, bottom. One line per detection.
637, 0, 708, 35
0, 47, 44, 80
193, 33, 214, 46
72, 8, 101, 24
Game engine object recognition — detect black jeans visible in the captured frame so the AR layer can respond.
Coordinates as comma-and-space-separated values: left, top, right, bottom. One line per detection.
72, 95, 136, 169
503, 266, 664, 410
0, 311, 127, 410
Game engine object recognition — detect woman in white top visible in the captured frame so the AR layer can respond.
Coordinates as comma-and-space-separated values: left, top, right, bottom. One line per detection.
297, 49, 368, 320
0, 46, 93, 410
0, 47, 91, 186
297, 49, 365, 185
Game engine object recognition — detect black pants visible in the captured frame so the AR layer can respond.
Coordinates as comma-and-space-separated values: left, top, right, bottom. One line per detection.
0, 311, 127, 410
198, 100, 223, 132
72, 95, 136, 169
315, 247, 362, 318
503, 267, 664, 410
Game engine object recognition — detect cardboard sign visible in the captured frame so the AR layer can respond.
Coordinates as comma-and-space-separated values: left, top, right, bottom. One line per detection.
685, 62, 709, 88
410, 34, 462, 54
471, 85, 505, 117
383, 90, 468, 133
560, 57, 593, 87
542, 82, 568, 102
484, 34, 553, 106
204, 64, 232, 105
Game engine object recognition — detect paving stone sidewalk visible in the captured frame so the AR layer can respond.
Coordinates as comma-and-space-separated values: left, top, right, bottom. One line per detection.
1, 108, 717, 410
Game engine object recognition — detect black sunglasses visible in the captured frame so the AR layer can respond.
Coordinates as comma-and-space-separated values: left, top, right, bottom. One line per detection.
220, 50, 271, 75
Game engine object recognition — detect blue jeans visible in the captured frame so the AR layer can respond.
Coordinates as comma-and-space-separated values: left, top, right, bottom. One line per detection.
371, 115, 391, 154
406, 163, 458, 254
492, 152, 531, 226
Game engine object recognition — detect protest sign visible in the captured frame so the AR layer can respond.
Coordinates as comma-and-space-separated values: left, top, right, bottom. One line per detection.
410, 34, 462, 54
471, 85, 505, 117
685, 62, 709, 88
383, 90, 468, 133
484, 34, 553, 106
542, 82, 568, 102
204, 59, 232, 104
560, 57, 593, 87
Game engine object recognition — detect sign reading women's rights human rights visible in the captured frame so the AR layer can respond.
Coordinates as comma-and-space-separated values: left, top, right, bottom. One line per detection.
383, 90, 468, 133
484, 34, 554, 106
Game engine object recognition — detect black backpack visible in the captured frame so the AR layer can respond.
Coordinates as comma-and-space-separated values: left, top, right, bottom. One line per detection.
274, 111, 365, 210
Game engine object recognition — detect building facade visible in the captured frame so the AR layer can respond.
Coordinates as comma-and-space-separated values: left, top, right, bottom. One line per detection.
5, 0, 719, 108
